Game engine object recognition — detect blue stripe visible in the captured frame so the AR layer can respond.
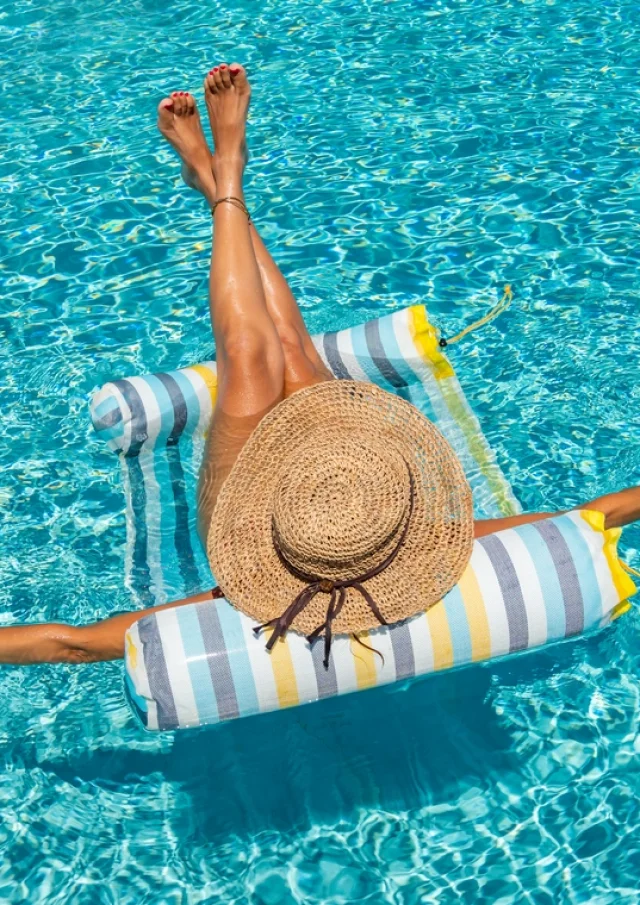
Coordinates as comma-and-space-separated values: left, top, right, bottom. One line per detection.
350, 322, 395, 388
138, 614, 178, 730
514, 523, 566, 639
534, 519, 584, 636
176, 606, 220, 724
364, 318, 408, 389
94, 422, 126, 444
215, 602, 260, 717
170, 369, 203, 439
323, 332, 354, 379
552, 515, 603, 629
376, 312, 423, 382
123, 455, 155, 607
442, 584, 473, 665
92, 395, 122, 423
112, 379, 148, 455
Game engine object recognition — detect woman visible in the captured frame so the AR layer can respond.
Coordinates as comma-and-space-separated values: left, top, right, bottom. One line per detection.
2, 64, 639, 666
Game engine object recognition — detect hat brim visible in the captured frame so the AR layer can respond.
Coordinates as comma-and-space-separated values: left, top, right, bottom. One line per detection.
207, 381, 474, 636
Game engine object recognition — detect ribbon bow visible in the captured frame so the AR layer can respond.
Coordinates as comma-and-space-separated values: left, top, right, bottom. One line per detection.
254, 472, 415, 667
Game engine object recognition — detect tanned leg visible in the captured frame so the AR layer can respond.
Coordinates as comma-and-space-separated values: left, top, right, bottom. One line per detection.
202, 66, 332, 395
195, 63, 287, 542
179, 70, 330, 394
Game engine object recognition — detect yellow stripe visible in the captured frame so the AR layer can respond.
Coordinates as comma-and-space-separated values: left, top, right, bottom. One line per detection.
188, 363, 218, 407
426, 603, 454, 670
611, 600, 632, 621
456, 565, 492, 661
350, 632, 378, 689
580, 509, 638, 601
125, 630, 138, 670
408, 305, 517, 518
265, 633, 300, 708
408, 305, 454, 380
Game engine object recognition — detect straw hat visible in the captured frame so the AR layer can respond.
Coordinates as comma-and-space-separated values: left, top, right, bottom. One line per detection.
208, 381, 473, 663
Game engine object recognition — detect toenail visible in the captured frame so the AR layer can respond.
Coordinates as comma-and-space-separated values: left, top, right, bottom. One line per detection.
220, 65, 227, 70
230, 68, 240, 75
163, 102, 174, 109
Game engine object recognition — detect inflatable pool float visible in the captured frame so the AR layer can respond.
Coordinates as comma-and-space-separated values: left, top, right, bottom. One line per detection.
90, 304, 636, 731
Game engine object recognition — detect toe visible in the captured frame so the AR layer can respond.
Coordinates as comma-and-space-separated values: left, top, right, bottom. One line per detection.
204, 71, 217, 95
157, 97, 174, 124
212, 66, 224, 91
219, 64, 232, 88
171, 91, 182, 115
185, 92, 195, 114
229, 63, 248, 90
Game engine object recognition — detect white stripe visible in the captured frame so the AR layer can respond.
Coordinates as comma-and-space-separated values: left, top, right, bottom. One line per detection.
89, 386, 126, 454
332, 635, 359, 695
496, 529, 548, 647
407, 612, 435, 675
147, 698, 159, 730
239, 611, 279, 714
105, 381, 132, 455
155, 608, 200, 728
470, 543, 511, 657
312, 335, 330, 370
128, 379, 168, 604
369, 626, 397, 686
126, 376, 165, 448
566, 511, 616, 619
120, 454, 136, 598
286, 634, 319, 706
336, 328, 371, 383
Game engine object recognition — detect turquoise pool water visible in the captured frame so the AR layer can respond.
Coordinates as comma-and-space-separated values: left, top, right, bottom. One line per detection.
2, 0, 640, 901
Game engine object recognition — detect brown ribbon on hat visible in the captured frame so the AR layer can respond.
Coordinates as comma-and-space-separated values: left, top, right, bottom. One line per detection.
253, 472, 416, 668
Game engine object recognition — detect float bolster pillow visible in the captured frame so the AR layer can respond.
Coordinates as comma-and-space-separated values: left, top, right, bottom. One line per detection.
123, 509, 636, 731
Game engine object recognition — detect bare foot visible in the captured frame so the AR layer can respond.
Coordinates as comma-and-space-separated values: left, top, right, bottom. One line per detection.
157, 92, 217, 205
203, 63, 251, 181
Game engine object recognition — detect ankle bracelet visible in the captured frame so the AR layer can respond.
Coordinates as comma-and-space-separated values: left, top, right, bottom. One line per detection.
211, 196, 251, 222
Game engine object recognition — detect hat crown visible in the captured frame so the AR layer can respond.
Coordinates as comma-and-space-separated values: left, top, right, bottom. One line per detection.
272, 434, 412, 582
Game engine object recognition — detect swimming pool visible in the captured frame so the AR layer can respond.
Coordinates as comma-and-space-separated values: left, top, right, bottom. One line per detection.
2, 0, 639, 900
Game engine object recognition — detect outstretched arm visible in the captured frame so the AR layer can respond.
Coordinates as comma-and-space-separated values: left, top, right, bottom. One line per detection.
0, 590, 215, 666
474, 486, 640, 538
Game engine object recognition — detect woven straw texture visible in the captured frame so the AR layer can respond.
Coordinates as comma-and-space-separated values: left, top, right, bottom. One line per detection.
208, 381, 474, 635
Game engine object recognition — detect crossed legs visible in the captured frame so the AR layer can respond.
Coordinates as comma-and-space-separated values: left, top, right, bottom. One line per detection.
157, 67, 332, 543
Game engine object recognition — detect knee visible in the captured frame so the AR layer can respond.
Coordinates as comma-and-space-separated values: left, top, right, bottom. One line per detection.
220, 327, 284, 382
276, 324, 325, 381
276, 324, 306, 358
